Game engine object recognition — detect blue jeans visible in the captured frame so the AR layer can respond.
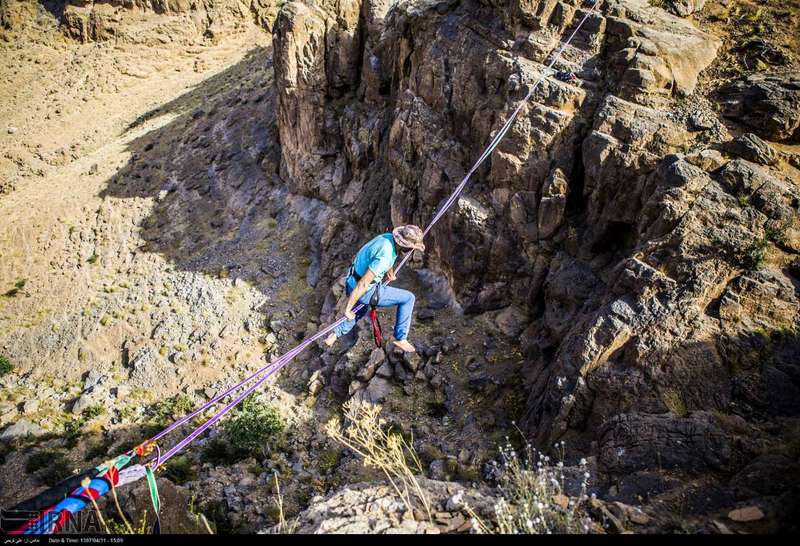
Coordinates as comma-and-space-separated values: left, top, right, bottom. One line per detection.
334, 281, 416, 341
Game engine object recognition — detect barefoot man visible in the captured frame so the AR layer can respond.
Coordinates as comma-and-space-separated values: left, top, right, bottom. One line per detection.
324, 225, 425, 353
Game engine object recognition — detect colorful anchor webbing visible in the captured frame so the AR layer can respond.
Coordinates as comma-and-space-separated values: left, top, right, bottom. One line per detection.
11, 454, 134, 535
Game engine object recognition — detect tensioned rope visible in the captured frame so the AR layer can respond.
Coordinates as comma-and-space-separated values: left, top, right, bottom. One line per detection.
11, 0, 600, 534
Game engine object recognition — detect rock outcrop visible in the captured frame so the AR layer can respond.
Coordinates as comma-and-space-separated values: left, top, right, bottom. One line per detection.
270, 0, 799, 523
717, 72, 800, 143
0, 0, 283, 42
263, 479, 495, 534
1, 0, 798, 534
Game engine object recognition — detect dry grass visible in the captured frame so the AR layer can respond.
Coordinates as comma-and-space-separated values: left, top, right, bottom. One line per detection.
271, 473, 299, 534
325, 400, 432, 520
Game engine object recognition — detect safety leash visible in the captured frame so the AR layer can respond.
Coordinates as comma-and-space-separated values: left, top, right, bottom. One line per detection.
368, 284, 383, 348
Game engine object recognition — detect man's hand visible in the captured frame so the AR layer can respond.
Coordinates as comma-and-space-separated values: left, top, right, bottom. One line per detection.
385, 267, 396, 283
344, 307, 356, 321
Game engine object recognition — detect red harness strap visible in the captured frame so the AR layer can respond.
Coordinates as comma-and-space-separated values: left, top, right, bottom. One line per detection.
369, 308, 383, 348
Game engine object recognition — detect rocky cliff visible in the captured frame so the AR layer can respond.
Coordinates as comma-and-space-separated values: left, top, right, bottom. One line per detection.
1, 0, 798, 534
270, 0, 800, 529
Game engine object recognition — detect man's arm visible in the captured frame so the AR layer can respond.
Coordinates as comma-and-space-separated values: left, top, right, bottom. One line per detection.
342, 268, 375, 320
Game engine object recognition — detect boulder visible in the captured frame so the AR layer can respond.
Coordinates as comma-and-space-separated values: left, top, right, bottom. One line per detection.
538, 168, 569, 239
728, 506, 765, 523
375, 361, 393, 379
494, 305, 529, 338
129, 346, 176, 389
357, 348, 386, 382
364, 377, 392, 404
115, 477, 210, 533
264, 479, 494, 533
718, 72, 800, 142
722, 133, 778, 165
0, 419, 45, 441
665, 0, 705, 17
598, 412, 756, 474
606, 4, 720, 101
83, 369, 106, 392
307, 369, 325, 396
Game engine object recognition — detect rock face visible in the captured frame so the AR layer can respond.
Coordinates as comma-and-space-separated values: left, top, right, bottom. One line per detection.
0, 419, 45, 441
664, 0, 704, 18
266, 479, 495, 534
0, 0, 281, 42
47, 0, 282, 42
718, 72, 800, 143
270, 0, 799, 513
3, 0, 795, 533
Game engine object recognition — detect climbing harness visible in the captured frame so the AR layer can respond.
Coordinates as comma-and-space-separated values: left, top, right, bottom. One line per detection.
9, 0, 601, 534
347, 259, 386, 348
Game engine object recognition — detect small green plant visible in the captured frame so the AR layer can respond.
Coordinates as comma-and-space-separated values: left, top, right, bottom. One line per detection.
737, 192, 750, 207
743, 236, 770, 272
202, 437, 234, 465
163, 455, 197, 485
87, 252, 99, 264
223, 398, 285, 456
26, 449, 71, 486
3, 278, 26, 297
0, 355, 13, 376
203, 399, 284, 464
149, 394, 195, 428
317, 447, 342, 473
764, 223, 787, 246
107, 512, 149, 534
99, 314, 112, 326
82, 404, 106, 419
63, 417, 86, 449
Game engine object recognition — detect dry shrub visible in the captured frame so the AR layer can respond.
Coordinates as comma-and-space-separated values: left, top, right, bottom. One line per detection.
484, 440, 595, 534
325, 400, 431, 520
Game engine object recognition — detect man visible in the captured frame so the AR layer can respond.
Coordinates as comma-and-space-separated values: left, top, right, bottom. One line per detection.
324, 225, 425, 353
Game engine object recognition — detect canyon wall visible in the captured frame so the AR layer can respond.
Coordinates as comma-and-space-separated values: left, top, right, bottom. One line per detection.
272, 0, 800, 491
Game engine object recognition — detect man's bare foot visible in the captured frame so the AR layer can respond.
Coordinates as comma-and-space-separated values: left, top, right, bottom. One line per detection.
392, 339, 416, 353
323, 332, 337, 348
